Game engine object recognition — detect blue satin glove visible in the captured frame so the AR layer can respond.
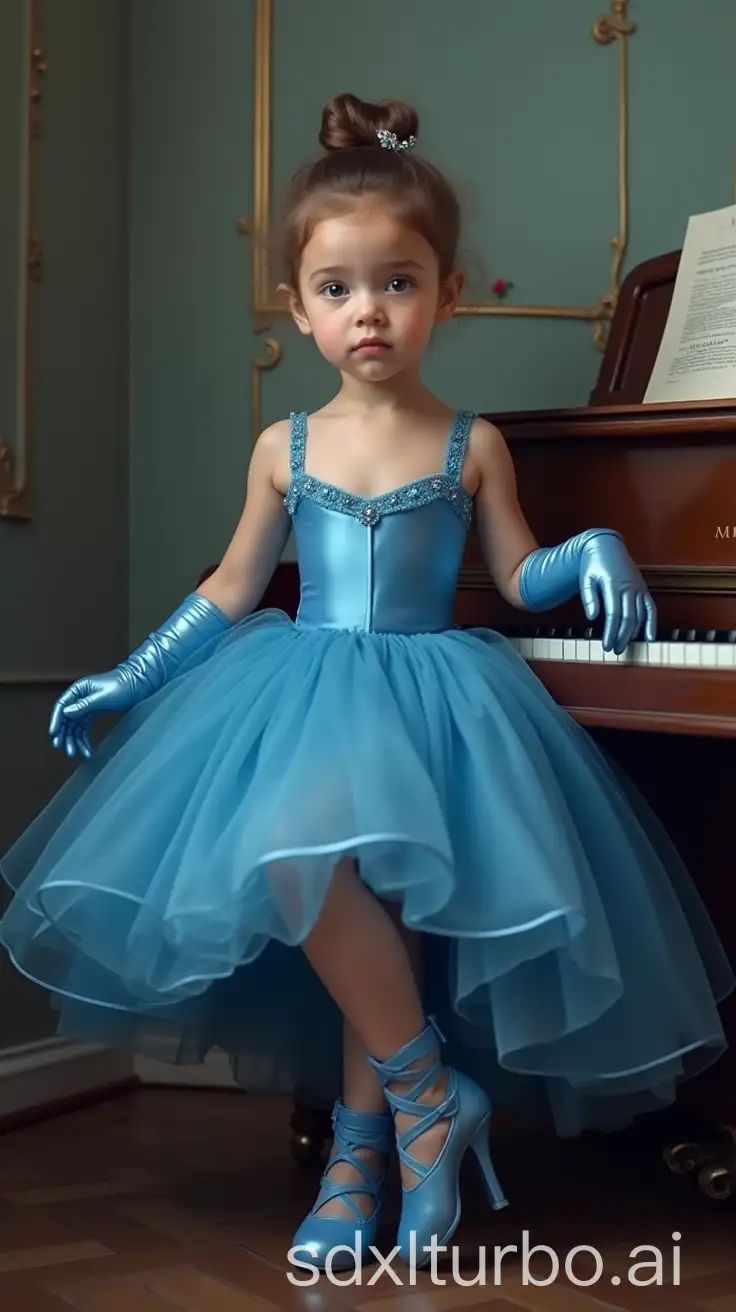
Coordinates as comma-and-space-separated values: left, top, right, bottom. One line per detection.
49, 592, 231, 759
518, 528, 657, 654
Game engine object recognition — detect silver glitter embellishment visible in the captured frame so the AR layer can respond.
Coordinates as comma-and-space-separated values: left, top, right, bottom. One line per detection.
283, 410, 475, 526
376, 129, 416, 154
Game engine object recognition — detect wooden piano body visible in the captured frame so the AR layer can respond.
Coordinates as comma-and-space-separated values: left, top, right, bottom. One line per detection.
460, 248, 736, 740
466, 247, 736, 1141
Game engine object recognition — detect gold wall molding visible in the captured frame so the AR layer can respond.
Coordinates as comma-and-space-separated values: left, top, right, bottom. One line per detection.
0, 0, 45, 522
239, 0, 636, 394
250, 334, 282, 451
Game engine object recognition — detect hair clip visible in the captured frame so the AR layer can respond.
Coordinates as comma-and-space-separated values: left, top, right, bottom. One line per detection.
376, 129, 416, 153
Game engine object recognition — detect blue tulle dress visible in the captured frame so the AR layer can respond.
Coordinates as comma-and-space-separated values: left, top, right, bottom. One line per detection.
1, 409, 732, 1136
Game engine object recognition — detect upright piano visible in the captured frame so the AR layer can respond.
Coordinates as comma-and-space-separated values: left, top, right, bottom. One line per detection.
460, 248, 736, 1196
459, 247, 736, 737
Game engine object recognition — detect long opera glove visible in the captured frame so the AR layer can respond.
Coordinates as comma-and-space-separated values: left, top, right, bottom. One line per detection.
518, 529, 657, 654
48, 592, 231, 759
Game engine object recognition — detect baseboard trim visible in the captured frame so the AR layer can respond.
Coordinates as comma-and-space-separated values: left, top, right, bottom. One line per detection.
135, 1047, 239, 1089
0, 1038, 136, 1130
0, 672, 80, 685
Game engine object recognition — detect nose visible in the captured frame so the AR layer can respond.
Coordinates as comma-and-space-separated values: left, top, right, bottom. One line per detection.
354, 290, 387, 326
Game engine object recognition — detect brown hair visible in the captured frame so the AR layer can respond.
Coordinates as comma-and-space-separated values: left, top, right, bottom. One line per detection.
279, 93, 462, 289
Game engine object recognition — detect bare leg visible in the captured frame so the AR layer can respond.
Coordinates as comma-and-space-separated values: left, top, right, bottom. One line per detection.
342, 1019, 386, 1114
302, 860, 448, 1220
342, 899, 424, 1113
302, 861, 425, 1050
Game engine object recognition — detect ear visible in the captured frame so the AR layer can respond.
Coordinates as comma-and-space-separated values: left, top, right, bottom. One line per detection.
435, 269, 465, 323
278, 281, 313, 336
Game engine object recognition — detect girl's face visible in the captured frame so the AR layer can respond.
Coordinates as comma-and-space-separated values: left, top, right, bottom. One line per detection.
287, 199, 463, 382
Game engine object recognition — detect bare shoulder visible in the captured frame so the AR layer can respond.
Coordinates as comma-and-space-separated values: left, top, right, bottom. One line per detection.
467, 415, 509, 464
253, 417, 292, 460
465, 415, 514, 487
249, 417, 292, 492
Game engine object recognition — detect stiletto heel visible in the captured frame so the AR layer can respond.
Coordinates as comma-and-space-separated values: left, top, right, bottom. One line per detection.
290, 1101, 393, 1271
368, 1017, 506, 1264
469, 1115, 507, 1210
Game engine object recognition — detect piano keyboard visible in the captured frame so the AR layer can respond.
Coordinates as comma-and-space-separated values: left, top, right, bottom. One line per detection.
505, 626, 736, 669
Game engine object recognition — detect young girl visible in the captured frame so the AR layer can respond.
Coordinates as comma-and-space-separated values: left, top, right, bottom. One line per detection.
1, 94, 732, 1272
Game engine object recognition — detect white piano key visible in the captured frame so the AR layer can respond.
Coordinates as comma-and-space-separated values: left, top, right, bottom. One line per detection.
506, 632, 736, 670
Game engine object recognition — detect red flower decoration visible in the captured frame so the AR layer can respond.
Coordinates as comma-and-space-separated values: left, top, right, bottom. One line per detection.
491, 278, 513, 299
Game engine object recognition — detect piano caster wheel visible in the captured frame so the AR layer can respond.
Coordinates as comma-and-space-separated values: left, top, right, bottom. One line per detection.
663, 1125, 736, 1199
663, 1140, 704, 1175
698, 1162, 735, 1201
289, 1102, 331, 1168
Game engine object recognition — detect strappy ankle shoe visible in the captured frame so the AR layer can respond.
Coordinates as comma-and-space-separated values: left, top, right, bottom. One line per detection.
290, 1101, 394, 1271
368, 1018, 507, 1265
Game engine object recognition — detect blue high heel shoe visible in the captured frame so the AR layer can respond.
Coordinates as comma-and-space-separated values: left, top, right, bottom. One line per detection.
290, 1101, 394, 1271
368, 1018, 507, 1265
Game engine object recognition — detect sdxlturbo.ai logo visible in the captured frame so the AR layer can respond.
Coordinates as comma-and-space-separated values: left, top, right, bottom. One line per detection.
287, 1230, 682, 1288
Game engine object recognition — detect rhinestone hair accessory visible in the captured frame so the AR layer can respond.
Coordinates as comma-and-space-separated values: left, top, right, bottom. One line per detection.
376, 128, 417, 153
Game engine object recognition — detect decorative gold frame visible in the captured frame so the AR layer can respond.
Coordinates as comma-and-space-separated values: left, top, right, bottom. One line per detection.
240, 0, 636, 433
0, 0, 45, 522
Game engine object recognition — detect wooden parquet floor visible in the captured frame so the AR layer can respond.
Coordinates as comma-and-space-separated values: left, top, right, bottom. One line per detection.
0, 1086, 733, 1310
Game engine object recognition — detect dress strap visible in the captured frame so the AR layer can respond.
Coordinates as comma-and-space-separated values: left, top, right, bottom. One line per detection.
289, 411, 308, 476
443, 410, 474, 484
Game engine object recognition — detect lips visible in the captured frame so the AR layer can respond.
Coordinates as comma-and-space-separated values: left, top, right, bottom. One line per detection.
353, 338, 390, 351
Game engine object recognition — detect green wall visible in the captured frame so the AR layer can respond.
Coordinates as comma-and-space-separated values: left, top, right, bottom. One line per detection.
128, 0, 735, 637
0, 0, 128, 1047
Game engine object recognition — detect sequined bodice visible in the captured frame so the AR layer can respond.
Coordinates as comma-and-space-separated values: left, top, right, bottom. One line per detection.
284, 410, 474, 634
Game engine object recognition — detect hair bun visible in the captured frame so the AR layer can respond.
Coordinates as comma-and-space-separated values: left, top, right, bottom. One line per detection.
319, 93, 419, 153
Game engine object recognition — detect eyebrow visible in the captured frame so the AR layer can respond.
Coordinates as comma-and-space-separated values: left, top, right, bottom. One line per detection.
309, 259, 426, 284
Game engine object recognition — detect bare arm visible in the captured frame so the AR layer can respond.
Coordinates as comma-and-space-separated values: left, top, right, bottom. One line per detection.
470, 417, 539, 607
195, 421, 292, 621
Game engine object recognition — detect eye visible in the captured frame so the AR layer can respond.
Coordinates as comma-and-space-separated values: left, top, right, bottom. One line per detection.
386, 276, 414, 293
320, 282, 347, 299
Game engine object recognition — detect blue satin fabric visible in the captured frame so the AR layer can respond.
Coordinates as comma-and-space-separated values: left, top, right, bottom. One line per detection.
295, 497, 466, 633
0, 453, 732, 1137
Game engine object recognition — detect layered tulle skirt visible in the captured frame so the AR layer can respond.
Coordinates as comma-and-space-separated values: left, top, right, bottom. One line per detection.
1, 610, 732, 1135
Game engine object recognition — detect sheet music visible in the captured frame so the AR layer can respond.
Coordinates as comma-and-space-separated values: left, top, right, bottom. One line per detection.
644, 203, 736, 403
